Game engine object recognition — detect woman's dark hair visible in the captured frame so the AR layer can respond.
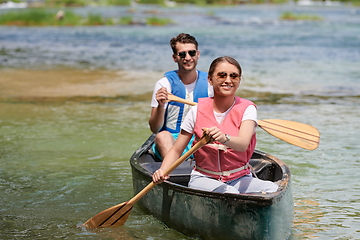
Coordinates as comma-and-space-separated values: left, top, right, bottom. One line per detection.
208, 56, 242, 78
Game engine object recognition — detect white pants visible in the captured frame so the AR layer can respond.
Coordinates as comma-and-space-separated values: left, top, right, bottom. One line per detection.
188, 170, 278, 194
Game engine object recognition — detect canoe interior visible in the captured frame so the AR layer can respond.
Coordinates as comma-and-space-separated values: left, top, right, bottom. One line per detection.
139, 152, 283, 187
136, 144, 287, 191
130, 134, 293, 240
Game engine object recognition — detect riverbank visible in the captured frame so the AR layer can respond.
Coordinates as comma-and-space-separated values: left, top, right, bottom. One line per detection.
0, 8, 174, 26
0, 68, 159, 98
0, 68, 303, 105
4, 0, 359, 7
0, 6, 326, 27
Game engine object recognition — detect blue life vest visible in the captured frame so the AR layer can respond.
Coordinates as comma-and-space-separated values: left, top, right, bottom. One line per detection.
161, 70, 208, 133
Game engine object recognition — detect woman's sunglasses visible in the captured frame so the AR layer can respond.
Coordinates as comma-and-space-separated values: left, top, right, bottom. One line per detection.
214, 72, 241, 82
176, 50, 197, 58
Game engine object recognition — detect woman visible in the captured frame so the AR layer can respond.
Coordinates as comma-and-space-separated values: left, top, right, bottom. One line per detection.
152, 56, 278, 194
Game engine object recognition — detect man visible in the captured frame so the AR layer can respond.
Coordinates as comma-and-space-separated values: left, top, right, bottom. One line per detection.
149, 33, 212, 160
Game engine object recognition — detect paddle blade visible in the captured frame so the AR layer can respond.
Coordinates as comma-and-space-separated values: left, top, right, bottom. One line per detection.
258, 119, 320, 150
84, 201, 133, 229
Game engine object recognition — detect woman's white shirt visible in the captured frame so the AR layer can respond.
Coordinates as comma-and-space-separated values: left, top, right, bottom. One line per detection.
181, 104, 257, 134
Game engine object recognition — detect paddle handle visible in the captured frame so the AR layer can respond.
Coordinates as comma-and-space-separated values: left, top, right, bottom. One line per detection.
166, 93, 197, 106
127, 134, 210, 205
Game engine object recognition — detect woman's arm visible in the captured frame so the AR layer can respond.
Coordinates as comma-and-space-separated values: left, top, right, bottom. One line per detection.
152, 130, 192, 184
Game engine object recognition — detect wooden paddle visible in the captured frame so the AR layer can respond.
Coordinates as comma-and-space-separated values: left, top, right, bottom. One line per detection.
166, 93, 320, 150
84, 132, 212, 229
166, 93, 197, 106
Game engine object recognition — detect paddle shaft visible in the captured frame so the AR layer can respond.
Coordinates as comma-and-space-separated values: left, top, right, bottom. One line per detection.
166, 93, 320, 150
84, 133, 211, 229
127, 134, 210, 205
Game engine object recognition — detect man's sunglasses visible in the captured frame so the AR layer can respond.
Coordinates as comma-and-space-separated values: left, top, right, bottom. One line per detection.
176, 50, 197, 58
214, 71, 241, 82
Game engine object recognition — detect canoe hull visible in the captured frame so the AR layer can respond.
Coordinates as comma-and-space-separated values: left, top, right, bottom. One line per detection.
130, 135, 293, 240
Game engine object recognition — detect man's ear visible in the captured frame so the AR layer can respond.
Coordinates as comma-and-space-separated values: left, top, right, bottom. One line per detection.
172, 54, 178, 63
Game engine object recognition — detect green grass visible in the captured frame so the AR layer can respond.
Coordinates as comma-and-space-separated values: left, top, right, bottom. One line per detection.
145, 16, 173, 25
87, 13, 107, 25
0, 9, 175, 26
280, 11, 323, 21
0, 9, 83, 26
0, 9, 119, 26
3, 0, 359, 7
119, 16, 133, 25
107, 0, 131, 5
45, 0, 87, 7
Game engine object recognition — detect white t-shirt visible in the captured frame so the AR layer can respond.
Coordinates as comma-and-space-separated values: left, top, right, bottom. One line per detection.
181, 104, 257, 134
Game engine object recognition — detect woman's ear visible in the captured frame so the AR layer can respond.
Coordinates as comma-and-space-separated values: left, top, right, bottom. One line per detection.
208, 76, 213, 85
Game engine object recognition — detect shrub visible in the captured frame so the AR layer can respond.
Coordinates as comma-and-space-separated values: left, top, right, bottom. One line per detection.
145, 16, 172, 25
280, 11, 323, 21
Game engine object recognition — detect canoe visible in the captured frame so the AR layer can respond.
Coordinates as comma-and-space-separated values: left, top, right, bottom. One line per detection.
130, 134, 293, 240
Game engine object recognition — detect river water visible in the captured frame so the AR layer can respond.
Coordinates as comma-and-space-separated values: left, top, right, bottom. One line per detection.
1, 4, 359, 240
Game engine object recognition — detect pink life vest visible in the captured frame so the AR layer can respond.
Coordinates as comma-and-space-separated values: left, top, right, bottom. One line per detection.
193, 97, 256, 182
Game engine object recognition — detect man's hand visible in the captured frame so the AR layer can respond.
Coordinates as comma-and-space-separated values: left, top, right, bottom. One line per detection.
156, 87, 169, 106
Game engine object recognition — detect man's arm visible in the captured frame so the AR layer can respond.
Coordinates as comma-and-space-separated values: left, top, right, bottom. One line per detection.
149, 87, 168, 133
149, 106, 165, 133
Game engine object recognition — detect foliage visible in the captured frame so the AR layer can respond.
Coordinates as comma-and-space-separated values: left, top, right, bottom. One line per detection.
280, 11, 323, 21
7, 0, 359, 6
0, 9, 82, 26
119, 16, 133, 24
348, 0, 360, 5
45, 0, 87, 6
145, 16, 173, 25
86, 13, 106, 25
137, 0, 164, 4
0, 8, 175, 26
107, 0, 131, 5
194, 0, 207, 6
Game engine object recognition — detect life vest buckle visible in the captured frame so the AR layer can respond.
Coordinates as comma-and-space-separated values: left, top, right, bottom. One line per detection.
223, 171, 231, 176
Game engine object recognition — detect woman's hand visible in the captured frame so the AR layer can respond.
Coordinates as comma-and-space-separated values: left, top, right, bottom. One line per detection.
203, 126, 227, 143
152, 168, 169, 184
203, 120, 256, 151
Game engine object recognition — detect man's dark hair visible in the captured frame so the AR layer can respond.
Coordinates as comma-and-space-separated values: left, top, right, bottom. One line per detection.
170, 33, 198, 54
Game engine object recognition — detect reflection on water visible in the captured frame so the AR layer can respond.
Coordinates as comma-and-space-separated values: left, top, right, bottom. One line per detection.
1, 4, 360, 240
293, 199, 325, 239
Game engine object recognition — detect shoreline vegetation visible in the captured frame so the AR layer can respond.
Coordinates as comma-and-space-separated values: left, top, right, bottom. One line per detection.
0, 8, 175, 26
0, 8, 325, 26
2, 0, 358, 7
280, 11, 323, 20
0, 0, 356, 26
